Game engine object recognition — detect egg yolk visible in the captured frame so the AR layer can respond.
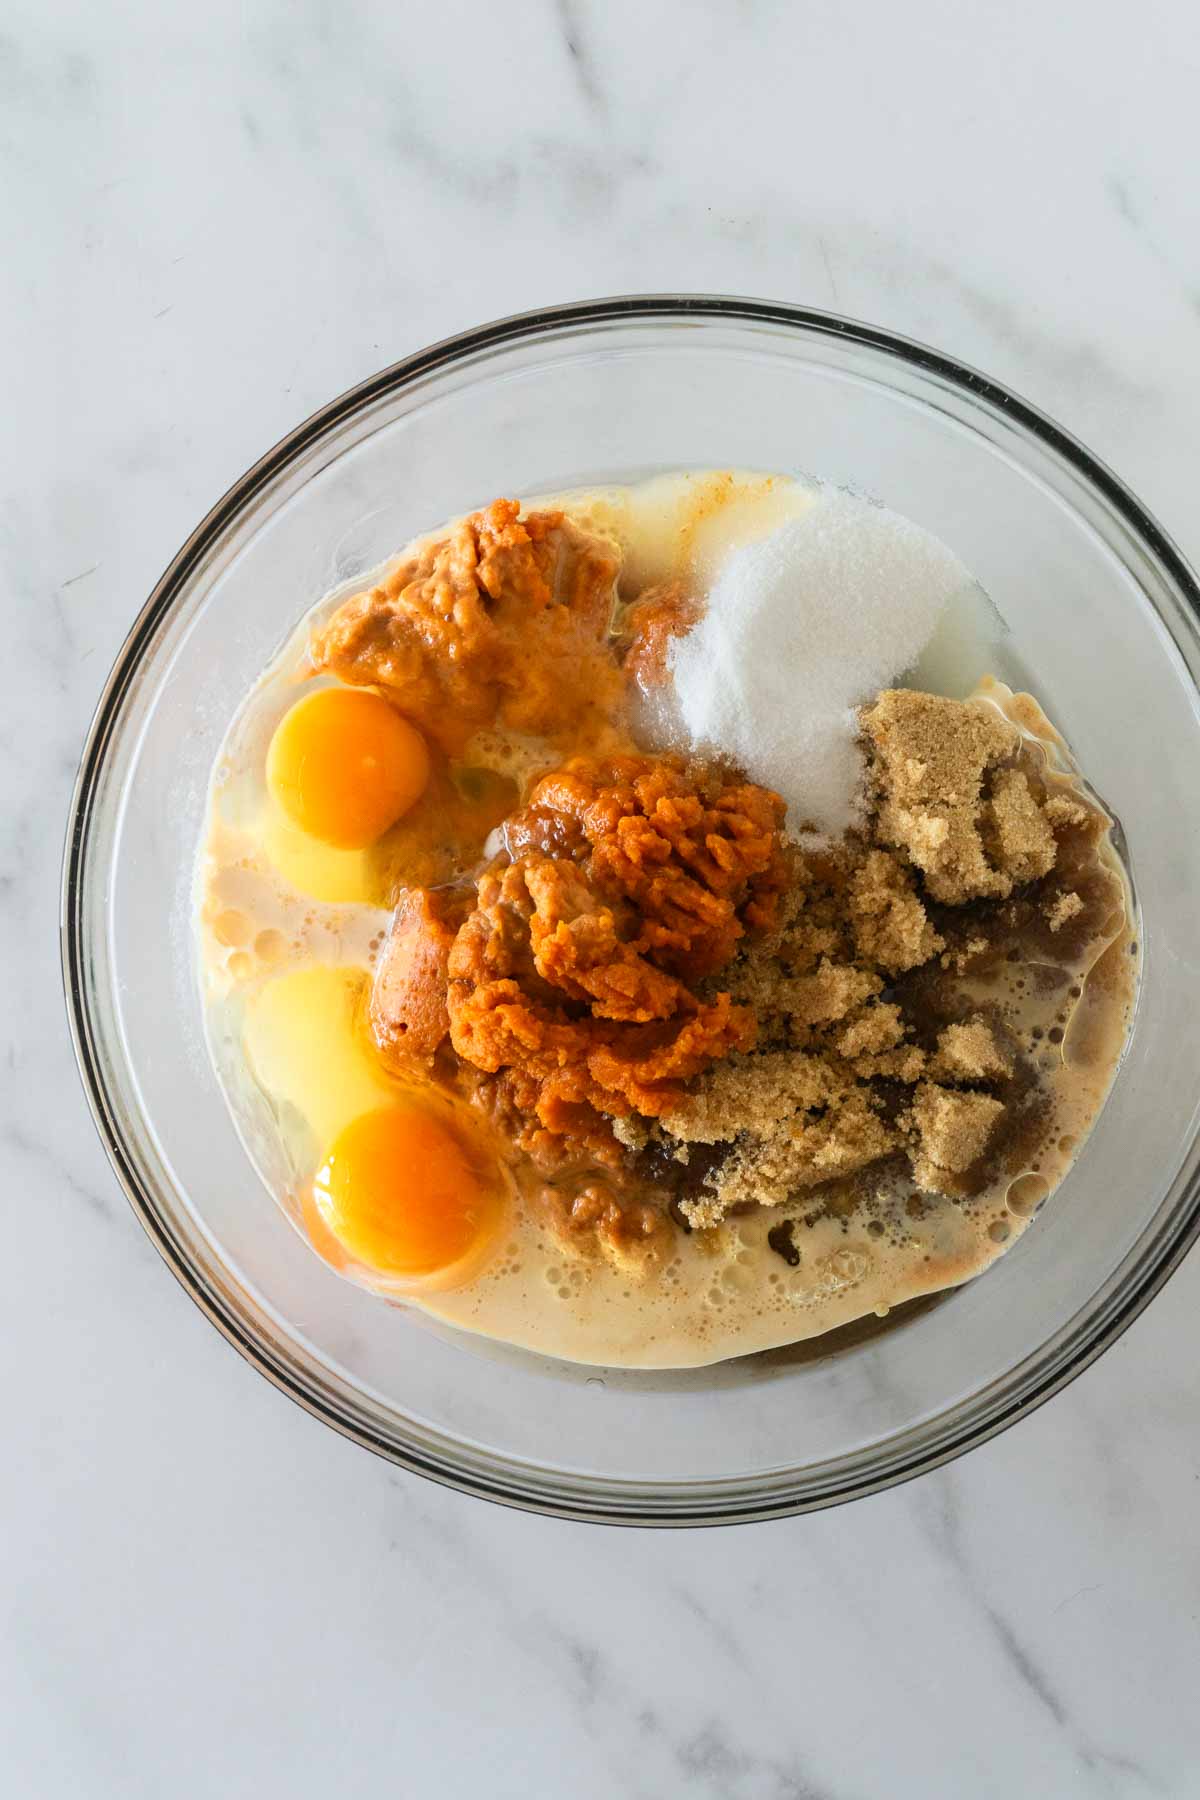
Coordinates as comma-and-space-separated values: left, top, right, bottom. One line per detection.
266, 687, 430, 849
312, 1104, 502, 1279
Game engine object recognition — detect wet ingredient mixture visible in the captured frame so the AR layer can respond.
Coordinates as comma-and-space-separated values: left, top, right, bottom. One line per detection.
196, 471, 1135, 1367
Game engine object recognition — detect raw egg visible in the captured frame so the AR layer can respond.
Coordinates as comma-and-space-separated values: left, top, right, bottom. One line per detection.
267, 686, 430, 848
312, 1104, 503, 1280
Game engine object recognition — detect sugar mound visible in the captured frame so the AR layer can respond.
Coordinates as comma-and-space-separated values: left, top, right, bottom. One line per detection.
668, 488, 974, 834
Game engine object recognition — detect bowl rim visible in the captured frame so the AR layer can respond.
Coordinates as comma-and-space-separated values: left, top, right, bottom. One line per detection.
61, 292, 1200, 1527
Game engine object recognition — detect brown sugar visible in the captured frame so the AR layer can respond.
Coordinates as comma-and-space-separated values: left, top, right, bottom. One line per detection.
650, 681, 1092, 1222
779, 957, 881, 1028
660, 1049, 841, 1146
931, 1017, 1014, 1083
846, 1043, 928, 1083
907, 1083, 1006, 1182
849, 849, 944, 973
835, 1002, 907, 1058
660, 1050, 899, 1224
1044, 793, 1090, 830
983, 768, 1057, 886
1047, 890, 1084, 933
862, 689, 1060, 903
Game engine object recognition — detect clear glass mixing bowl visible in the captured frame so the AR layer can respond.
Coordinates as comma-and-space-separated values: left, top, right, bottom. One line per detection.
62, 296, 1200, 1525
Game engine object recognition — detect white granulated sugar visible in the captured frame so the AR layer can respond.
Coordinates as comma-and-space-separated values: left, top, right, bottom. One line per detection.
668, 488, 972, 834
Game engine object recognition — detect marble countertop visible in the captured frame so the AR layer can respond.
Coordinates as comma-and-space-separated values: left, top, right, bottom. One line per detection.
7, 1, 1200, 1794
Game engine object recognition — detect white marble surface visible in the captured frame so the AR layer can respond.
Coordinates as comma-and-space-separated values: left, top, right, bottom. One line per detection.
5, 1, 1200, 1793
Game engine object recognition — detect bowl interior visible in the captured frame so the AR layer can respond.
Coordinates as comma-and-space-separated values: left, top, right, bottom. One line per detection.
69, 302, 1200, 1521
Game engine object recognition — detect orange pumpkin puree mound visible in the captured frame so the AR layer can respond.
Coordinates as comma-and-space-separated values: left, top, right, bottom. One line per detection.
371, 755, 789, 1162
311, 498, 625, 755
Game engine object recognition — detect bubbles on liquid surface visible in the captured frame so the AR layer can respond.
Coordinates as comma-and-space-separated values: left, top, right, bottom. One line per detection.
213, 908, 251, 947
1007, 1172, 1050, 1217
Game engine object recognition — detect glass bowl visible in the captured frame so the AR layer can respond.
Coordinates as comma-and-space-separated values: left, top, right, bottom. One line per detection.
63, 296, 1200, 1526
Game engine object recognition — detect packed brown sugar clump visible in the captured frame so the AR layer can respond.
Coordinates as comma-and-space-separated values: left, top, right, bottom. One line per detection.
653, 836, 1017, 1226
311, 499, 625, 756
865, 688, 1056, 902
657, 688, 1124, 1226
